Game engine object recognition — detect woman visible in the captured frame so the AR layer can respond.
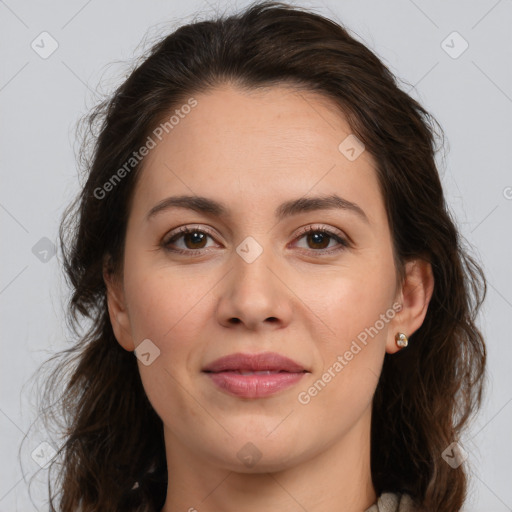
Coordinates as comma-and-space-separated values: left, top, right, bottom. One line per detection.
39, 1, 487, 511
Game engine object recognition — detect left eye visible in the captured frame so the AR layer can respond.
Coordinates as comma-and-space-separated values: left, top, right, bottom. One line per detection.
162, 226, 349, 254
294, 227, 349, 251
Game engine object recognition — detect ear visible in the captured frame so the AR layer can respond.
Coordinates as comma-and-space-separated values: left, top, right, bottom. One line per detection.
386, 258, 434, 354
103, 255, 135, 352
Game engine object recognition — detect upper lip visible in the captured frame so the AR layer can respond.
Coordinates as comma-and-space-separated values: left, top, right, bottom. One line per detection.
202, 352, 308, 373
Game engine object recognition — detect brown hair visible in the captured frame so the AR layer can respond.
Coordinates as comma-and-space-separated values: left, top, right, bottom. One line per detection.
35, 2, 487, 510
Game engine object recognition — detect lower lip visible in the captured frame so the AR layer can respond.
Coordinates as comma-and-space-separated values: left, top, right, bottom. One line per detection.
204, 371, 306, 398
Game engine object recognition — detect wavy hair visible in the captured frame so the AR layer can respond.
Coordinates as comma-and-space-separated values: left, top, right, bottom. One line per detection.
35, 2, 486, 511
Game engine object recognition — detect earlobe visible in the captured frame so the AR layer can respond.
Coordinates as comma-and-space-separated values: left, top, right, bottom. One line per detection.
386, 258, 434, 354
103, 261, 135, 352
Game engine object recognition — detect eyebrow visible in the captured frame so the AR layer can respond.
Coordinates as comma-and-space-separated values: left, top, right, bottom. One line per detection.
146, 193, 369, 224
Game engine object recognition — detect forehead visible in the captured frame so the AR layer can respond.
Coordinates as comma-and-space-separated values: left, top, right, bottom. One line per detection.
157, 83, 354, 161
129, 83, 384, 226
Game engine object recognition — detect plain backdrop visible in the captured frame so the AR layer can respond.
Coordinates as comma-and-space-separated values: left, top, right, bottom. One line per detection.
1, 0, 511, 510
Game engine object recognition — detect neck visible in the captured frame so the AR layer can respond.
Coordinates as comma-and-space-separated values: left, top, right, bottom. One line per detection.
160, 406, 377, 512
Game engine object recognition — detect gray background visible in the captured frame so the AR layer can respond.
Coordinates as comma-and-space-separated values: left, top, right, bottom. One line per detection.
1, 0, 511, 510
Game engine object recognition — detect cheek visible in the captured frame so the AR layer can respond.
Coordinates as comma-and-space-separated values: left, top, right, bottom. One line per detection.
122, 257, 214, 395
122, 264, 209, 424
313, 258, 396, 345
299, 256, 395, 414
297, 299, 390, 433
123, 254, 206, 344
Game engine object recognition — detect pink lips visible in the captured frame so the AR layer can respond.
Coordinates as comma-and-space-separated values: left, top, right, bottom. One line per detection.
202, 352, 309, 398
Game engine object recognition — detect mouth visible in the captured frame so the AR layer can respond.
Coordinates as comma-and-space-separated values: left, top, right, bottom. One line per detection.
202, 351, 308, 373
214, 370, 297, 375
202, 352, 309, 398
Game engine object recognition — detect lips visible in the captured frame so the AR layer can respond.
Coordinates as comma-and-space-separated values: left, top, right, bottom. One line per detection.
202, 352, 307, 373
202, 352, 309, 398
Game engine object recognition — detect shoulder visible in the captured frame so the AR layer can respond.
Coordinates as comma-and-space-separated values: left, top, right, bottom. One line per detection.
365, 492, 421, 512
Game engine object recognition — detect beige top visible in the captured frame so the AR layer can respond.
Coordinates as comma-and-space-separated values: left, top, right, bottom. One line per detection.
365, 492, 418, 512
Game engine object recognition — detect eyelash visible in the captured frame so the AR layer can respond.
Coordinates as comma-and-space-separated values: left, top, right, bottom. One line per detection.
161, 224, 350, 256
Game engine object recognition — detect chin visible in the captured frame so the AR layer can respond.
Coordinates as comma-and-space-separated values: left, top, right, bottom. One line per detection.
216, 447, 303, 474
203, 431, 310, 473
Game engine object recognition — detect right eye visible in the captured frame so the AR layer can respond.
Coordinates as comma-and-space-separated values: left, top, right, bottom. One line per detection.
162, 226, 220, 254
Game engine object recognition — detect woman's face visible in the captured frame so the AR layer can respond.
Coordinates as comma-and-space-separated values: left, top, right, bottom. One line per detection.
106, 83, 419, 472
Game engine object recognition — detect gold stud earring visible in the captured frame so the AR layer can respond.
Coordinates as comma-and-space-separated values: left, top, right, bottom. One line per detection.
395, 332, 408, 348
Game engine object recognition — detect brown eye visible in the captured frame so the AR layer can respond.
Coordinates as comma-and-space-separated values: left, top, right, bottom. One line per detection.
180, 230, 208, 249
294, 226, 350, 253
305, 231, 331, 250
163, 227, 216, 253
162, 224, 349, 256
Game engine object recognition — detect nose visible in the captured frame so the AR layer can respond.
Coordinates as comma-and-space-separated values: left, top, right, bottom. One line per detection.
215, 244, 293, 331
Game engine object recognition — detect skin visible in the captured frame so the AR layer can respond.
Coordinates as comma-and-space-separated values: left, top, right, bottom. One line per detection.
104, 83, 434, 512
